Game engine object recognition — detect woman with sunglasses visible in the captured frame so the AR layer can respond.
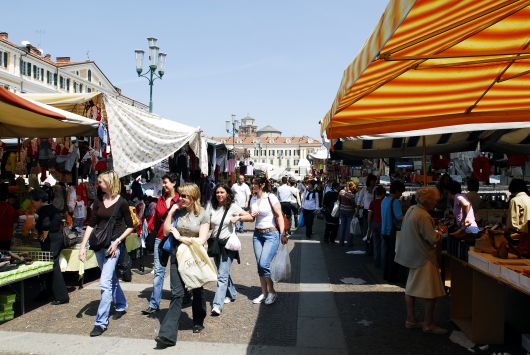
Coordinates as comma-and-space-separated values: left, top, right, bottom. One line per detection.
208, 184, 253, 316
155, 183, 210, 349
79, 171, 134, 337
249, 176, 288, 306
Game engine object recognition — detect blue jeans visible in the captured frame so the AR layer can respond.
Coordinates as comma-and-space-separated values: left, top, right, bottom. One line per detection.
253, 231, 280, 277
148, 238, 165, 309
95, 247, 127, 328
338, 212, 354, 245
371, 222, 383, 268
212, 250, 238, 309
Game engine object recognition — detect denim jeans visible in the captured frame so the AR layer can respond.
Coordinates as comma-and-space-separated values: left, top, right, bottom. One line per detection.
371, 222, 383, 268
158, 252, 206, 344
338, 212, 354, 245
95, 247, 127, 328
212, 250, 238, 309
148, 238, 165, 309
253, 230, 280, 277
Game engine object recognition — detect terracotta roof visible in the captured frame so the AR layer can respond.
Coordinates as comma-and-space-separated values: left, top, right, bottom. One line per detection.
55, 60, 91, 67
209, 136, 321, 145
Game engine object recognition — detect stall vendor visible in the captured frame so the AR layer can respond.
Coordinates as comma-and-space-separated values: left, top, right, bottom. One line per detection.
446, 180, 479, 235
505, 178, 530, 233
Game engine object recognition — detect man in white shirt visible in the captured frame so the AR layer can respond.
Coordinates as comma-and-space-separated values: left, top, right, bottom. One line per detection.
277, 177, 295, 235
232, 175, 251, 232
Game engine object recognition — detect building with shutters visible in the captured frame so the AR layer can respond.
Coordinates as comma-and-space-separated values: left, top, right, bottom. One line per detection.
0, 32, 146, 109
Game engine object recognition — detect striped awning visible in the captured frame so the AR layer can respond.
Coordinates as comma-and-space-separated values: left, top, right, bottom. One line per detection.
321, 0, 530, 141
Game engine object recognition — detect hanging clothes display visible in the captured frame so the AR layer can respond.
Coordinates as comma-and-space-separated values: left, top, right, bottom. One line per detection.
472, 155, 492, 182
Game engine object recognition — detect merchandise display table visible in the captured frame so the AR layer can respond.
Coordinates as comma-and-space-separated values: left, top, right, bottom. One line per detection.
12, 234, 141, 273
445, 250, 530, 344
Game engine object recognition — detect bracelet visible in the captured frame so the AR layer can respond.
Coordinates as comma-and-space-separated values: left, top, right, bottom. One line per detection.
115, 239, 121, 245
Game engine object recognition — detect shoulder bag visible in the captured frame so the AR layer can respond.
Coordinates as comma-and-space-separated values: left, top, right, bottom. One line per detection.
89, 197, 122, 251
145, 199, 176, 252
268, 195, 289, 232
207, 207, 230, 257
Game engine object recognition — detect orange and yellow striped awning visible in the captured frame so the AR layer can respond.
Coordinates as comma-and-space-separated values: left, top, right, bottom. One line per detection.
321, 0, 530, 140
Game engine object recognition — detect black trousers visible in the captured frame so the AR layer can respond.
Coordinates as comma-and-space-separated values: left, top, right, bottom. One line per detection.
280, 202, 292, 231
40, 232, 69, 302
382, 232, 404, 283
290, 203, 299, 227
323, 223, 338, 243
302, 209, 315, 238
158, 252, 206, 344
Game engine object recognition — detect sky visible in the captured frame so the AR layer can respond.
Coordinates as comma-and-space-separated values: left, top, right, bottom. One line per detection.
2, 0, 388, 138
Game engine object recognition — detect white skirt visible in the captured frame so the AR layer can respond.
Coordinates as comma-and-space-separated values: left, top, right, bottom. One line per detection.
405, 260, 445, 299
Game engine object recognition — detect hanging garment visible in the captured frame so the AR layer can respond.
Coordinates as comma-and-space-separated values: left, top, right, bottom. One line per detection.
431, 153, 450, 171
472, 155, 492, 182
227, 159, 236, 173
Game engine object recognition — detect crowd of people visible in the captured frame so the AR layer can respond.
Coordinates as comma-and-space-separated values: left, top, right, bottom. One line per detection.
3, 168, 530, 345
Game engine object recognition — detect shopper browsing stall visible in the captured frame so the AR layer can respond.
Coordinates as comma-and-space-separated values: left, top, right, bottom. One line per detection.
506, 178, 530, 233
446, 180, 479, 235
381, 180, 405, 283
32, 189, 69, 306
395, 187, 447, 335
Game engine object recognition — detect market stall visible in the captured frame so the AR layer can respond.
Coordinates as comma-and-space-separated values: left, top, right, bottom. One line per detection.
22, 92, 208, 178
320, 0, 530, 345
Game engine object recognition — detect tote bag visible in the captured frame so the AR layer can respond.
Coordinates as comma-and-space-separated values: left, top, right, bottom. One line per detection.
177, 239, 217, 290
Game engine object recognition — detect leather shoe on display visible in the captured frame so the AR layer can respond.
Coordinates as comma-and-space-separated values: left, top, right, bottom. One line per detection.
90, 325, 106, 337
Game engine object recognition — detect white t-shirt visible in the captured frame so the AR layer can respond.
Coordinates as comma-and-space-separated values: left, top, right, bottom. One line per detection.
73, 200, 86, 219
250, 193, 280, 229
231, 183, 251, 208
207, 203, 243, 240
277, 184, 294, 202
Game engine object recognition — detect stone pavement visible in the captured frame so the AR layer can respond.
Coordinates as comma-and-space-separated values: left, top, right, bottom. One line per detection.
0, 219, 522, 354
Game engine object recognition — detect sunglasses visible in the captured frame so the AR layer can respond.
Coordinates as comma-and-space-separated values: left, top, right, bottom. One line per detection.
180, 194, 188, 198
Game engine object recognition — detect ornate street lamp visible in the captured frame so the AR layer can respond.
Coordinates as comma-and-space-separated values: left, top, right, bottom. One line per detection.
226, 114, 240, 155
134, 37, 167, 113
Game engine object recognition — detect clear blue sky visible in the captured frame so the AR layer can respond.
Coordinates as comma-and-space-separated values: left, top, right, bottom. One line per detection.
2, 0, 388, 138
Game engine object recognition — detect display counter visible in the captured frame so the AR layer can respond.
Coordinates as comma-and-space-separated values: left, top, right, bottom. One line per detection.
445, 249, 530, 344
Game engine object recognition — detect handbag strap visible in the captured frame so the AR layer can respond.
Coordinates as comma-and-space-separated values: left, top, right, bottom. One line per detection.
216, 206, 230, 239
154, 198, 177, 234
267, 195, 280, 219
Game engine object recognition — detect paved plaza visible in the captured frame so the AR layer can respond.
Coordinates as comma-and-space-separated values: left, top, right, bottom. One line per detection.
0, 220, 518, 354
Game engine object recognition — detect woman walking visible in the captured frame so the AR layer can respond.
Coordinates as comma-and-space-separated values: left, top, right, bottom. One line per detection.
142, 174, 180, 316
208, 184, 252, 316
79, 171, 134, 337
249, 176, 287, 305
395, 187, 447, 334
155, 183, 210, 348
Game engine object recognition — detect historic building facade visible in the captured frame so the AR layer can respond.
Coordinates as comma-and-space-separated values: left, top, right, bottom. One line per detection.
0, 32, 146, 109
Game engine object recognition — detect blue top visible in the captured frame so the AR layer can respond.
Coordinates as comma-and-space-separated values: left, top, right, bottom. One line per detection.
381, 195, 403, 236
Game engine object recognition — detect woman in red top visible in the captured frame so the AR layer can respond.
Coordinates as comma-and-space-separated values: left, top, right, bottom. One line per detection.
142, 174, 180, 315
367, 185, 387, 269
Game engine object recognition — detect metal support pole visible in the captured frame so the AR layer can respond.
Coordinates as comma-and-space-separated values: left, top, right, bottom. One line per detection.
149, 69, 154, 113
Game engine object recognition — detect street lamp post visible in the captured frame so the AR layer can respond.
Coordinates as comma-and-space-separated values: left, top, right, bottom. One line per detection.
134, 37, 167, 113
225, 114, 240, 156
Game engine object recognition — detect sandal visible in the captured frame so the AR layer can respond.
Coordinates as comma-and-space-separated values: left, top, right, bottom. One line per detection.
405, 321, 421, 329
422, 325, 448, 335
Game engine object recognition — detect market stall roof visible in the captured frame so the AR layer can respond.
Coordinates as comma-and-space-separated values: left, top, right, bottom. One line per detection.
23, 92, 208, 178
320, 0, 530, 144
0, 87, 98, 137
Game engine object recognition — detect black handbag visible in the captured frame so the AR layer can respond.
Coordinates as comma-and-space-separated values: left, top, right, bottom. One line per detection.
146, 200, 176, 252
89, 197, 122, 251
207, 207, 230, 257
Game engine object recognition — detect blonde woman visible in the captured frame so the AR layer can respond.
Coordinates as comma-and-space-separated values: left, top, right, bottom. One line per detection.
155, 183, 211, 349
79, 171, 134, 337
395, 187, 447, 334
338, 181, 357, 246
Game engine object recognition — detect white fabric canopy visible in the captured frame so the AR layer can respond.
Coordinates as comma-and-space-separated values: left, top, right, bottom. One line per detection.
103, 95, 207, 178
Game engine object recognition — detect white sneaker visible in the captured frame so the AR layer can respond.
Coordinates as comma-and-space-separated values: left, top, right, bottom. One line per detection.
252, 294, 267, 304
224, 297, 235, 304
211, 306, 221, 316
264, 293, 278, 305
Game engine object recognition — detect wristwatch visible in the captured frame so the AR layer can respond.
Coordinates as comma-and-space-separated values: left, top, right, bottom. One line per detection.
115, 239, 122, 245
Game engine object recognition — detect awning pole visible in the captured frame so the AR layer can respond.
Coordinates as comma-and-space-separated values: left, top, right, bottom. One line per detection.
422, 136, 427, 186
